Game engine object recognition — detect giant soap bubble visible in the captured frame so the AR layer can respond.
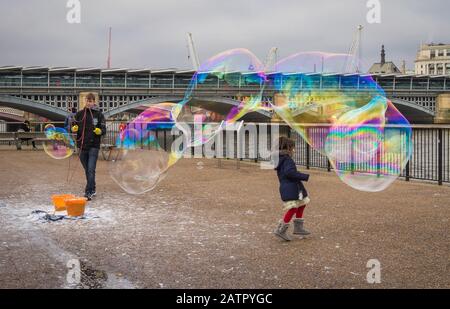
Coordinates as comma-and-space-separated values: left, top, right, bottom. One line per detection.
268, 51, 412, 192
172, 48, 267, 148
108, 103, 181, 195
108, 50, 412, 195
109, 49, 268, 194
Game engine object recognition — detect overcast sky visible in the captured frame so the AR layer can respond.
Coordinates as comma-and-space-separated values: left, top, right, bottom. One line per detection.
0, 0, 448, 71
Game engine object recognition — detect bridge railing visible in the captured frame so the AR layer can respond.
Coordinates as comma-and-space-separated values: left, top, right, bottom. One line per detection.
1, 121, 449, 186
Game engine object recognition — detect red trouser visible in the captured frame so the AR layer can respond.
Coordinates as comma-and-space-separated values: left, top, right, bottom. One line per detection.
283, 206, 306, 223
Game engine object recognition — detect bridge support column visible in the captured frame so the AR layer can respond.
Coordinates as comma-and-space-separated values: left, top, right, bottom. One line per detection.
434, 93, 450, 124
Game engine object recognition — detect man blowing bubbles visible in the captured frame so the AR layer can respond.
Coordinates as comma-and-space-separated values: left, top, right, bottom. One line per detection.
71, 93, 106, 200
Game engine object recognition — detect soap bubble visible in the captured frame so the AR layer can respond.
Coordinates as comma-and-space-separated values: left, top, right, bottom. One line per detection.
108, 50, 412, 194
109, 103, 180, 195
324, 96, 412, 192
44, 123, 55, 132
268, 51, 412, 192
109, 147, 171, 195
173, 48, 267, 147
43, 125, 75, 159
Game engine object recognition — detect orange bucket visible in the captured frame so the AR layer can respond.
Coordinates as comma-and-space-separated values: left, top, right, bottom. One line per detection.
65, 198, 87, 217
52, 194, 75, 211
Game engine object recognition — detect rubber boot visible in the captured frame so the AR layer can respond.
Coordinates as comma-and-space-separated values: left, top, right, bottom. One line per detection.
293, 218, 311, 235
273, 220, 291, 241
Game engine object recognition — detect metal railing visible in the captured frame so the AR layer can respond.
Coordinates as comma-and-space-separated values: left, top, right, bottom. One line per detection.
103, 122, 450, 186
287, 125, 450, 185
99, 122, 450, 186
1, 121, 449, 185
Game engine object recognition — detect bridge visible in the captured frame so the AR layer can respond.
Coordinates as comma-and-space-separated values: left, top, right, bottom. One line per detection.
0, 66, 449, 123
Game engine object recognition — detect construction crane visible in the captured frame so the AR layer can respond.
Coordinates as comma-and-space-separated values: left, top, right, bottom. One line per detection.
186, 33, 200, 71
345, 25, 364, 73
107, 27, 112, 69
264, 47, 278, 73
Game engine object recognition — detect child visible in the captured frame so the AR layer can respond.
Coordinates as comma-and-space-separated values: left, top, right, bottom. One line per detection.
273, 137, 311, 241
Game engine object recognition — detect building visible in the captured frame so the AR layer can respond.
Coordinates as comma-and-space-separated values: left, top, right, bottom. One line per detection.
415, 43, 450, 75
368, 45, 401, 74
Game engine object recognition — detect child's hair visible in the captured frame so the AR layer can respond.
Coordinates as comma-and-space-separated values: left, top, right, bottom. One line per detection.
278, 136, 295, 151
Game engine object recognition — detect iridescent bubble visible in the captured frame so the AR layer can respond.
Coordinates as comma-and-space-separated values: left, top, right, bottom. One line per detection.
44, 123, 55, 133
43, 126, 75, 160
268, 51, 412, 192
109, 49, 412, 194
325, 96, 388, 164
109, 103, 180, 195
173, 48, 267, 147
325, 96, 412, 192
270, 52, 384, 151
109, 147, 171, 195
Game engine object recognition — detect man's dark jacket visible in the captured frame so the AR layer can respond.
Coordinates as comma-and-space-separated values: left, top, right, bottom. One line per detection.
73, 108, 106, 150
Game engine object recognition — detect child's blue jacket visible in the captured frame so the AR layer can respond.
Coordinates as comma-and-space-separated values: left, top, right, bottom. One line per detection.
275, 153, 310, 202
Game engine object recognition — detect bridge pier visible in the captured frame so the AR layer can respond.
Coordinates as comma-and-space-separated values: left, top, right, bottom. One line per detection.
434, 93, 450, 124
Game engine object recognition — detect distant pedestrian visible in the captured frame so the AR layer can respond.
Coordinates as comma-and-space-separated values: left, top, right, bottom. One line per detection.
273, 137, 311, 241
19, 120, 37, 150
64, 107, 77, 132
119, 122, 126, 141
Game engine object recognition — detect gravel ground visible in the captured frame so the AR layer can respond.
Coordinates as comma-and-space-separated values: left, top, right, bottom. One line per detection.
0, 149, 449, 289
